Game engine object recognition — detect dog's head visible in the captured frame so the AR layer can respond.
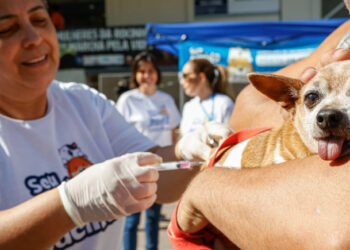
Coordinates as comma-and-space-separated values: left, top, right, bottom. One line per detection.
248, 61, 350, 161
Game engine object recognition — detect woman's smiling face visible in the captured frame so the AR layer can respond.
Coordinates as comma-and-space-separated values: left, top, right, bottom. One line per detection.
0, 0, 59, 101
135, 62, 158, 91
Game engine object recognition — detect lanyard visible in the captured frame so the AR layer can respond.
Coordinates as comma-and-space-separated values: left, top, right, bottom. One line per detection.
200, 93, 215, 121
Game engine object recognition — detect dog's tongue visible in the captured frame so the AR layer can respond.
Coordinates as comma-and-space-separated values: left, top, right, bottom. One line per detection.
318, 138, 344, 161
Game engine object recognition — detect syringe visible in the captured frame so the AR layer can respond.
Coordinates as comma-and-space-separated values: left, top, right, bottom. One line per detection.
156, 161, 203, 170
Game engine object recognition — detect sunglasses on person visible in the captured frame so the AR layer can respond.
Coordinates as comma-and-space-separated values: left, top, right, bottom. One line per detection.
178, 72, 198, 82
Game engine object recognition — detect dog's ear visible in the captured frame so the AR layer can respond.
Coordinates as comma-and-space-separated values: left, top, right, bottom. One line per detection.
248, 73, 304, 110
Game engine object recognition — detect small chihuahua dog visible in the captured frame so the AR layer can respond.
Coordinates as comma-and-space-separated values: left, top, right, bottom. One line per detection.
214, 61, 350, 168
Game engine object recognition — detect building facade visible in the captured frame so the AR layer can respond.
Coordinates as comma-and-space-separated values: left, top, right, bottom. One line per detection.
50, 0, 349, 104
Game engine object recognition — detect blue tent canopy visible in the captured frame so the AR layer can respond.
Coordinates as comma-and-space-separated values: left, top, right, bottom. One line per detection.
146, 18, 348, 55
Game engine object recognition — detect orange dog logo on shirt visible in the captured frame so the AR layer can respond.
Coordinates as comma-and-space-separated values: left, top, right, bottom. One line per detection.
58, 143, 92, 178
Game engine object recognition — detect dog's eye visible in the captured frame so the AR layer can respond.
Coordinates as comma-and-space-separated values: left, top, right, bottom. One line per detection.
304, 92, 320, 108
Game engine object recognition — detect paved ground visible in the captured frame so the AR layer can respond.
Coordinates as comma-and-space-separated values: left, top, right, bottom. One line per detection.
136, 202, 177, 250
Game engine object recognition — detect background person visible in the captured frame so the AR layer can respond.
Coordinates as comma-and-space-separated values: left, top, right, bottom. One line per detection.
172, 14, 350, 249
179, 58, 235, 135
116, 51, 181, 250
0, 1, 233, 249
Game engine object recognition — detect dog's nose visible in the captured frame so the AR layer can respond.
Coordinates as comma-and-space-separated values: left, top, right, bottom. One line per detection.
316, 109, 343, 129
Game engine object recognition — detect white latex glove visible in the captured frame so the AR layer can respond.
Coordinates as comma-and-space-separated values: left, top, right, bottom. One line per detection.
58, 152, 161, 226
176, 121, 234, 161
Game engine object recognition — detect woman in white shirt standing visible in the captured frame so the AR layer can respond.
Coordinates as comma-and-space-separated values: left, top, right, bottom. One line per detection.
179, 58, 235, 135
116, 51, 181, 250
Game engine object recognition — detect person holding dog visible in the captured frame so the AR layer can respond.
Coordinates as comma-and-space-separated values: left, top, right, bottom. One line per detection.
0, 1, 233, 249
171, 6, 350, 249
179, 58, 235, 135
116, 51, 181, 250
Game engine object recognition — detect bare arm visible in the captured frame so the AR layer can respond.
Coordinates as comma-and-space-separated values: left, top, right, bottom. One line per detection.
178, 156, 350, 249
276, 19, 350, 77
148, 145, 179, 162
0, 188, 75, 250
229, 20, 350, 131
229, 84, 286, 131
172, 127, 179, 144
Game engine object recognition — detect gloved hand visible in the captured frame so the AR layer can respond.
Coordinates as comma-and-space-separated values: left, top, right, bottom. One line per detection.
176, 121, 234, 161
58, 152, 161, 226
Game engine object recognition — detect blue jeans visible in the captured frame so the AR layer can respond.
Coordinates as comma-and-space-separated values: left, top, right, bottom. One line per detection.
123, 203, 162, 250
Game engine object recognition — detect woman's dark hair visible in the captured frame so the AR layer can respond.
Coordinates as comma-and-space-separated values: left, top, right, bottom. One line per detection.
131, 51, 162, 87
189, 58, 235, 100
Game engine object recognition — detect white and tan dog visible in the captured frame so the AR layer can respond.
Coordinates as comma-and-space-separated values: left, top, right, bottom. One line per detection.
213, 60, 350, 168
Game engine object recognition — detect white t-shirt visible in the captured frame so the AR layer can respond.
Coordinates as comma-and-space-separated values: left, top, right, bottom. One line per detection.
116, 89, 181, 147
0, 80, 155, 250
180, 93, 234, 135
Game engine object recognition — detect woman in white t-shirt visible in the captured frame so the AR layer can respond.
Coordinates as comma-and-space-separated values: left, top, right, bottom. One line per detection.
116, 51, 181, 250
0, 3, 232, 249
179, 58, 235, 135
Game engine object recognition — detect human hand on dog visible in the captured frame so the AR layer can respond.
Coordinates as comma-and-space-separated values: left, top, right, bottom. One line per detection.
58, 152, 161, 226
300, 48, 350, 83
176, 121, 234, 161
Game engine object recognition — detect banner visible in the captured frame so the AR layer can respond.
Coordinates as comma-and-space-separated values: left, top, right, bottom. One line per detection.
179, 41, 320, 83
57, 26, 147, 68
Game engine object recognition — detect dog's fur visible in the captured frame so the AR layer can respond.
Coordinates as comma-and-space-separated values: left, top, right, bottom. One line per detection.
213, 61, 350, 169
